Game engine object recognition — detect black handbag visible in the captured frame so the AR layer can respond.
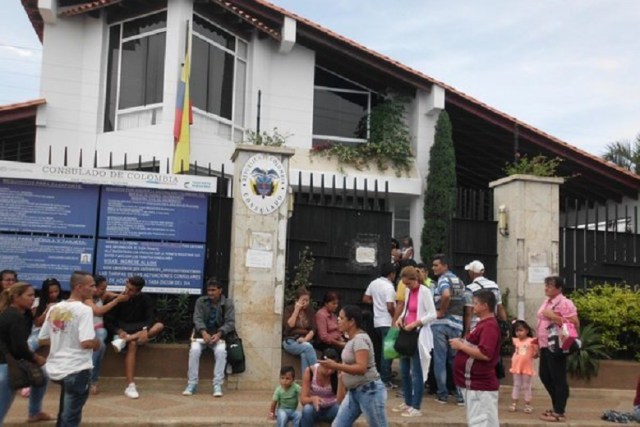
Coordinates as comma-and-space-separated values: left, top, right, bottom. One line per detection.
224, 331, 245, 373
394, 292, 420, 357
394, 328, 419, 356
0, 339, 46, 390
5, 352, 45, 390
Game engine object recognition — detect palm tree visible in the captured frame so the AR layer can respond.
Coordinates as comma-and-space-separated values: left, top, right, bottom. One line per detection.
602, 134, 639, 174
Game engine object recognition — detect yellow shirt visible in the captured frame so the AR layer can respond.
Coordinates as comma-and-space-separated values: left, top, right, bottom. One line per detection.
396, 278, 433, 301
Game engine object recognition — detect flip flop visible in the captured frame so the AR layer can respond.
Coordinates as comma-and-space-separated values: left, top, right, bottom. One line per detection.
539, 412, 566, 422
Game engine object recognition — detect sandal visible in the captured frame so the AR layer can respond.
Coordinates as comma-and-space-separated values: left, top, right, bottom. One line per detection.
539, 412, 566, 422
524, 404, 533, 414
509, 402, 517, 412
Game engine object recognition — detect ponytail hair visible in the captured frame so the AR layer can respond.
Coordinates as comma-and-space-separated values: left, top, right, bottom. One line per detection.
0, 282, 32, 313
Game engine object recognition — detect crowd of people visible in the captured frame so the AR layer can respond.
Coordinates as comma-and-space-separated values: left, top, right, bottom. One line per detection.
2, 232, 625, 426
275, 235, 590, 426
0, 269, 165, 426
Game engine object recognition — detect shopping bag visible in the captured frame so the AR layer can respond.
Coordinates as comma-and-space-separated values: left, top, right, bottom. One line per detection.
383, 327, 400, 360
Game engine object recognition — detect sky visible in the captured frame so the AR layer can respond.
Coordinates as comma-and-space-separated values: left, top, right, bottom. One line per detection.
1, 0, 639, 157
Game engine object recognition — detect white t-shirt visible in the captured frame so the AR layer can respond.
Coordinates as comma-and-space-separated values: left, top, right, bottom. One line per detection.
364, 277, 396, 328
38, 300, 95, 381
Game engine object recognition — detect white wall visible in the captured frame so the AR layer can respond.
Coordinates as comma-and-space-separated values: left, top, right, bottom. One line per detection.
403, 87, 443, 262
33, 0, 435, 201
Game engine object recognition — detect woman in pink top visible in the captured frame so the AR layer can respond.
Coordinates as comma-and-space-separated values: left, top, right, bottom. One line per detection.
509, 320, 538, 414
536, 276, 579, 423
314, 292, 346, 352
393, 266, 437, 418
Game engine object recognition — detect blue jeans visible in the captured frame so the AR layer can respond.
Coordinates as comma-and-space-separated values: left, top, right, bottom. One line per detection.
375, 327, 392, 383
91, 328, 108, 384
282, 339, 317, 373
276, 407, 300, 427
300, 403, 338, 427
432, 323, 463, 401
332, 380, 388, 427
0, 363, 48, 423
400, 350, 423, 409
55, 369, 91, 427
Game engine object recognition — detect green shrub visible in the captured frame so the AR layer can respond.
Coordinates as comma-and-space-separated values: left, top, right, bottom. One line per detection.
155, 293, 194, 343
504, 154, 562, 177
567, 324, 609, 380
570, 284, 640, 360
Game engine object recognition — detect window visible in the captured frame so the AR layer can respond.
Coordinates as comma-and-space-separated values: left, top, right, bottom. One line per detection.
104, 11, 167, 132
313, 67, 379, 145
191, 13, 247, 141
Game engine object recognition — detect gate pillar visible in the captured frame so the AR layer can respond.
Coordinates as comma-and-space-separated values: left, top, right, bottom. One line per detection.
229, 145, 294, 390
489, 175, 564, 327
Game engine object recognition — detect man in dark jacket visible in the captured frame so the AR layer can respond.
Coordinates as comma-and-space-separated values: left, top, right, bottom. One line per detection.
105, 276, 164, 399
182, 278, 235, 398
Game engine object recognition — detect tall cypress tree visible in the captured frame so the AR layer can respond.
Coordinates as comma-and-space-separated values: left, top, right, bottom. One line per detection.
421, 110, 457, 263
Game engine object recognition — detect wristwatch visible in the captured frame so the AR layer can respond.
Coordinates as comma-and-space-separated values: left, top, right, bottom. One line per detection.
142, 326, 148, 332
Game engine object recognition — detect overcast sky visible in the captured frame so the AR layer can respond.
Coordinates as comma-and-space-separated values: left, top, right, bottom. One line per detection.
1, 0, 639, 157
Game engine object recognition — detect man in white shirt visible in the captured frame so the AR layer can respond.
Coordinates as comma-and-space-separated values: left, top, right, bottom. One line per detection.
363, 262, 396, 387
39, 271, 100, 427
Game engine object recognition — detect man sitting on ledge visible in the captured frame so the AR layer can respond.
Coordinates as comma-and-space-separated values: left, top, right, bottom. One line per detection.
106, 276, 164, 399
183, 278, 235, 398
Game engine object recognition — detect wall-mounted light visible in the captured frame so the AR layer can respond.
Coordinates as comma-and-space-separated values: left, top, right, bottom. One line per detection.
287, 187, 294, 219
498, 204, 509, 236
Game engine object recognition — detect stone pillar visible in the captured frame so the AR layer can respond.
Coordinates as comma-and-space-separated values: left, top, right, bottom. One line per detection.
229, 145, 295, 390
489, 175, 564, 327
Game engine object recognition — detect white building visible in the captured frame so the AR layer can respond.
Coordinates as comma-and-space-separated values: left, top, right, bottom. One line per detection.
9, 0, 640, 266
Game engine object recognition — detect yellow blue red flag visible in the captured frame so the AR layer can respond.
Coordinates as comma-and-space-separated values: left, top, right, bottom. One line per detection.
173, 33, 192, 174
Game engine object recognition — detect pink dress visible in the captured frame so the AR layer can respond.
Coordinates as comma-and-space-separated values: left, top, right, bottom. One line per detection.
509, 337, 537, 376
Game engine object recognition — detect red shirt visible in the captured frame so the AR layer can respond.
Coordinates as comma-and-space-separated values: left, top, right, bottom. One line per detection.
454, 316, 501, 391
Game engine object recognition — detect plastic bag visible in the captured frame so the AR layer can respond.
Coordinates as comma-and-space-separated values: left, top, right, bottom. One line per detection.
383, 327, 400, 360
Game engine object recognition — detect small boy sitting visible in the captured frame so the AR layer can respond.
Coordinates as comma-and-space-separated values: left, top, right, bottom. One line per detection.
269, 366, 300, 427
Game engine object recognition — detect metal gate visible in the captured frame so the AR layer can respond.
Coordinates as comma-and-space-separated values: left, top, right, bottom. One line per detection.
560, 198, 640, 290
287, 173, 392, 305
450, 188, 498, 281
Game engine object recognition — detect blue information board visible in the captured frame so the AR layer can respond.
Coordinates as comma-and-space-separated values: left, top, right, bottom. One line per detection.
95, 239, 205, 294
0, 179, 99, 235
98, 186, 208, 242
0, 235, 95, 290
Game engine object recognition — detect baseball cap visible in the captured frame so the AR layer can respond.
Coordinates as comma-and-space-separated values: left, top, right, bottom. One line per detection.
464, 260, 485, 273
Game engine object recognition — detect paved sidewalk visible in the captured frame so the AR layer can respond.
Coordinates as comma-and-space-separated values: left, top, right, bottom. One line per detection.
5, 378, 634, 426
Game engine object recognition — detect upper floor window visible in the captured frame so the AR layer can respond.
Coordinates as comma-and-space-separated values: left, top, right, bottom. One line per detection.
191, 13, 247, 140
313, 67, 379, 145
104, 11, 167, 132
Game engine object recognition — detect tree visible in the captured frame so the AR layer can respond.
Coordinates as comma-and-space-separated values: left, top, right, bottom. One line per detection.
602, 134, 639, 174
421, 111, 457, 263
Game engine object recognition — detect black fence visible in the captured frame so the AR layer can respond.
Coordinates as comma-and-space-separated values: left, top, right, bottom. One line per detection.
560, 198, 640, 290
450, 188, 497, 280
287, 173, 392, 306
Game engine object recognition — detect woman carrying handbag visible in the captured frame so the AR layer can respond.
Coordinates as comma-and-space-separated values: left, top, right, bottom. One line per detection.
392, 266, 437, 418
0, 282, 51, 424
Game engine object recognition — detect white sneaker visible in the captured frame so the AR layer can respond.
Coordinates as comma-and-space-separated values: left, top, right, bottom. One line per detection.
401, 407, 422, 417
213, 385, 223, 397
124, 383, 139, 399
392, 402, 409, 413
111, 338, 126, 353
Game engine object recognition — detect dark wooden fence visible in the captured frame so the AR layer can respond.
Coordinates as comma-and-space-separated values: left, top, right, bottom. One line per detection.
560, 199, 640, 290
